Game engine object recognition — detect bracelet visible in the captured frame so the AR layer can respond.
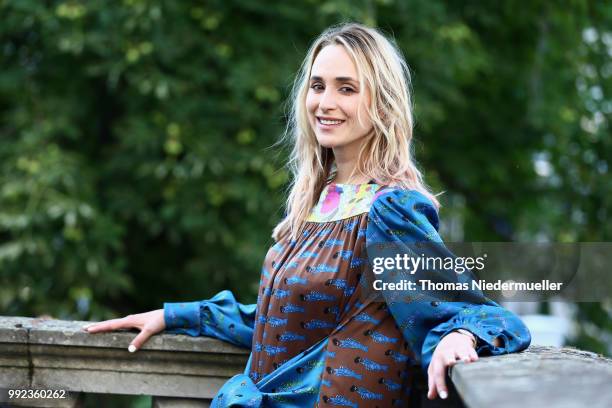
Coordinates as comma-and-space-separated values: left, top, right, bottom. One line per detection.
455, 329, 477, 348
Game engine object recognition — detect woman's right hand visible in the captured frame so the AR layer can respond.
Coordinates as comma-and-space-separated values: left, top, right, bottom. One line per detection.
82, 309, 166, 353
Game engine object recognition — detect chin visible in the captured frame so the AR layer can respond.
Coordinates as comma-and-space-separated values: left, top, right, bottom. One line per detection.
315, 135, 344, 149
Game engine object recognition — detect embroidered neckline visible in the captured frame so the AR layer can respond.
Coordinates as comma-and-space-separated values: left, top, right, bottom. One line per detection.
306, 183, 389, 223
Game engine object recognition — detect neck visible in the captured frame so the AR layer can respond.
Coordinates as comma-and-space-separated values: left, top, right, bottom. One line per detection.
331, 141, 370, 184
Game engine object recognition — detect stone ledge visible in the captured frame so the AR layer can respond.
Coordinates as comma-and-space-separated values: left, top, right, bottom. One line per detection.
450, 345, 612, 408
0, 316, 249, 354
0, 316, 249, 400
3, 317, 612, 407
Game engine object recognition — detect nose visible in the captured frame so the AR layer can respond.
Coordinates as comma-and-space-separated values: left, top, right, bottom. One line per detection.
318, 88, 337, 112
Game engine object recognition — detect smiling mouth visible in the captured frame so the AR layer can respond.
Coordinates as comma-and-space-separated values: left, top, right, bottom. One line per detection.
317, 117, 345, 126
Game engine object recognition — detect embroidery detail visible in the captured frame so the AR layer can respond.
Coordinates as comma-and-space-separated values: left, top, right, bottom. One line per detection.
307, 184, 391, 222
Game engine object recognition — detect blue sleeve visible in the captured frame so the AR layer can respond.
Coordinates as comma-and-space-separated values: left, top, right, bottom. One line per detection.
366, 189, 531, 372
163, 290, 256, 349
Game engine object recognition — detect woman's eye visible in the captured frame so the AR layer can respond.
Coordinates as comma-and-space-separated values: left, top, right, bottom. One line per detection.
309, 84, 355, 93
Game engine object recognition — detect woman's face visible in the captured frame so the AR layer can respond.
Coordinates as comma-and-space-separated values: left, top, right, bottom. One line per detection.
306, 45, 373, 151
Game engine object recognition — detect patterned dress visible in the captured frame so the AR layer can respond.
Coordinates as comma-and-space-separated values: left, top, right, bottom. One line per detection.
164, 183, 531, 407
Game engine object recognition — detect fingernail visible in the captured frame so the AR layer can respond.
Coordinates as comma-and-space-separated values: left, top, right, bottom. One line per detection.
440, 390, 448, 399
128, 345, 137, 353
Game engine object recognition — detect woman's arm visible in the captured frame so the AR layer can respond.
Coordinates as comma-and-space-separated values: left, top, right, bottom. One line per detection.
84, 290, 256, 352
366, 189, 531, 399
164, 289, 256, 348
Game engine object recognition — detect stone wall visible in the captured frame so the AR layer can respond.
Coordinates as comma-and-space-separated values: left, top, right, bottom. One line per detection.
1, 316, 611, 408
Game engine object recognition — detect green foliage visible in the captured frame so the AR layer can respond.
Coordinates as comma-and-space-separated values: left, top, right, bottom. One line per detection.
0, 1, 609, 352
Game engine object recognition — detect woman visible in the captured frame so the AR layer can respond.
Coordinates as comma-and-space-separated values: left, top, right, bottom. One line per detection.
84, 23, 531, 407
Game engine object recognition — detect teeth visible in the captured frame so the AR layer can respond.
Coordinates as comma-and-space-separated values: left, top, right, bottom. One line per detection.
320, 119, 343, 125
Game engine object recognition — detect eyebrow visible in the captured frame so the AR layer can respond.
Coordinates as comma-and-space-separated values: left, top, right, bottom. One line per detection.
310, 75, 358, 84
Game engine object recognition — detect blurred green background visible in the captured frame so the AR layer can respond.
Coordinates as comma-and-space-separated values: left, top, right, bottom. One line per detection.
1, 0, 610, 377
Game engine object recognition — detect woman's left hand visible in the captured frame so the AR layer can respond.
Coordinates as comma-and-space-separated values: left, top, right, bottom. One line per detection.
427, 331, 478, 400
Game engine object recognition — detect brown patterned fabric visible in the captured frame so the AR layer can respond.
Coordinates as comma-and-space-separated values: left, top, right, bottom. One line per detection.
251, 214, 414, 406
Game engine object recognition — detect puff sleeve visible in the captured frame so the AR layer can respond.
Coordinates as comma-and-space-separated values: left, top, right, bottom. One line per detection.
366, 189, 531, 372
163, 290, 256, 349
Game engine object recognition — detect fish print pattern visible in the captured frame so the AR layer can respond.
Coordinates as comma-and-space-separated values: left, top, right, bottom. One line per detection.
163, 184, 531, 407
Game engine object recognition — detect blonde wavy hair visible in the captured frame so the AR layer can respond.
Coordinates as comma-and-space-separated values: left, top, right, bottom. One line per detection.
272, 22, 439, 241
